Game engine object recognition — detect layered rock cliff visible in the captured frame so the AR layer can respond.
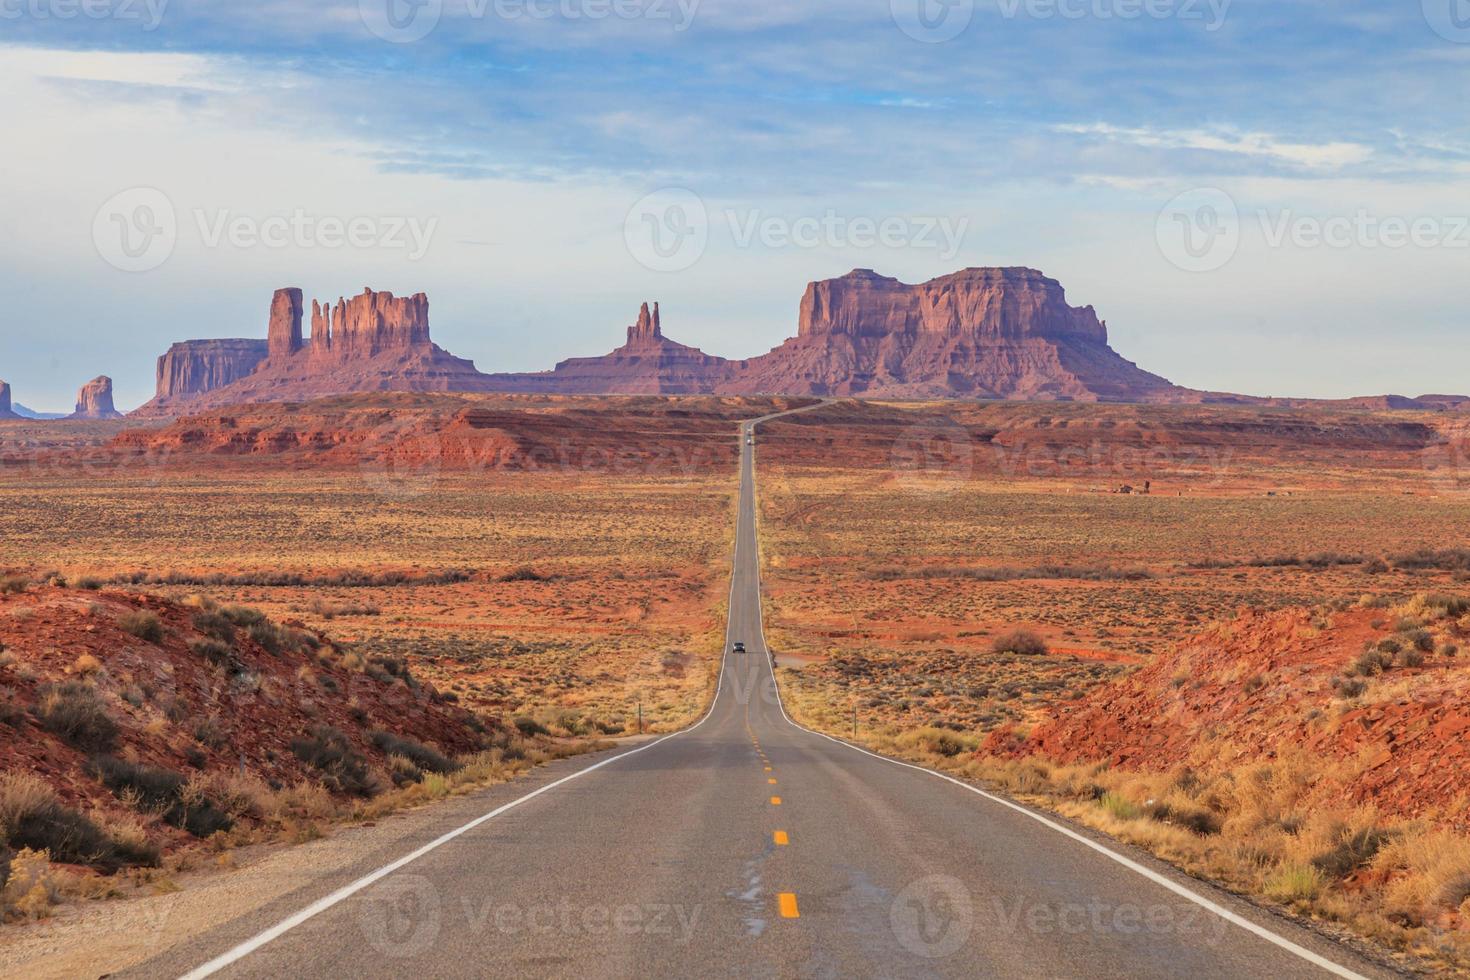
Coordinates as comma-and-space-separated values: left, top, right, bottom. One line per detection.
723, 268, 1178, 401
135, 288, 495, 415
0, 381, 16, 419
71, 376, 121, 419
153, 339, 270, 407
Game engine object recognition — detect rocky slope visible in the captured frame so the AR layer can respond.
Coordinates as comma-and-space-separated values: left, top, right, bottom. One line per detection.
984, 599, 1470, 822
0, 581, 524, 870
70, 377, 121, 420
725, 268, 1180, 401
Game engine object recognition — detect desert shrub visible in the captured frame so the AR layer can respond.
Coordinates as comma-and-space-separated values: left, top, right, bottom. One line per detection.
369, 731, 460, 775
34, 682, 118, 752
1350, 648, 1393, 677
291, 726, 382, 797
247, 621, 286, 656
192, 611, 236, 645
513, 716, 549, 737
1100, 792, 1140, 821
1398, 647, 1426, 669
74, 576, 103, 591
1311, 826, 1390, 879
1264, 863, 1323, 902
191, 715, 228, 749
0, 772, 152, 870
990, 629, 1049, 657
385, 754, 423, 787
221, 605, 266, 628
307, 599, 381, 620
89, 756, 233, 839
1331, 676, 1367, 698
499, 566, 549, 583
0, 575, 30, 595
1403, 628, 1436, 653
117, 610, 164, 643
190, 638, 235, 668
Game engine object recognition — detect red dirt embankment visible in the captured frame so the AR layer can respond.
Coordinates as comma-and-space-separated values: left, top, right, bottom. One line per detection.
985, 600, 1470, 824
0, 581, 507, 860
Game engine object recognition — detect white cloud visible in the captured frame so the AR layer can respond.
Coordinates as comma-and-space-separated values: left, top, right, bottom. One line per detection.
1057, 122, 1374, 172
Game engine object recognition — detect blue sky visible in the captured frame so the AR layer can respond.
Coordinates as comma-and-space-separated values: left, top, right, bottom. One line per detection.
2, 0, 1468, 410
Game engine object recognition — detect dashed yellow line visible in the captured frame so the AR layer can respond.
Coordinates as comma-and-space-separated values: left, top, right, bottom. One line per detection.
768, 778, 778, 785
778, 893, 800, 918
770, 796, 782, 806
774, 831, 789, 846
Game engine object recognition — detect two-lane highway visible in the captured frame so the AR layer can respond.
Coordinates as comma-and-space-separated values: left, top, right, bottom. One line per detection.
138, 406, 1394, 979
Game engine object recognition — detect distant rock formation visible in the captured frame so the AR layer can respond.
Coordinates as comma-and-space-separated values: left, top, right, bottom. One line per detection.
131, 271, 1470, 415
153, 339, 270, 407
722, 268, 1180, 401
488, 302, 736, 395
134, 287, 495, 415
72, 376, 122, 420
0, 381, 17, 419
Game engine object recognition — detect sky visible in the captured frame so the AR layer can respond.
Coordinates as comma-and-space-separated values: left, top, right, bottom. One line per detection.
1, 0, 1468, 411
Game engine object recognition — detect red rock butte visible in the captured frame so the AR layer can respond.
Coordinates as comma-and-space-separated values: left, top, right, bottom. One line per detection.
71, 375, 121, 420
131, 270, 1470, 415
0, 380, 16, 419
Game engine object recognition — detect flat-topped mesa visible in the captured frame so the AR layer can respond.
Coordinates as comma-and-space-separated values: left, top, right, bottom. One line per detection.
267, 288, 304, 358
156, 339, 270, 402
797, 267, 1109, 344
72, 376, 121, 419
625, 302, 663, 348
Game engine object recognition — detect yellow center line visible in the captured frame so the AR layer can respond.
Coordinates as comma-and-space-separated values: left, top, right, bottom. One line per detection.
774, 831, 789, 846
770, 796, 782, 805
764, 766, 772, 772
778, 893, 800, 919
768, 778, 778, 784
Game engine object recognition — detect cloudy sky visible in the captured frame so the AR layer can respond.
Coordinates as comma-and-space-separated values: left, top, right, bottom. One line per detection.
2, 0, 1468, 410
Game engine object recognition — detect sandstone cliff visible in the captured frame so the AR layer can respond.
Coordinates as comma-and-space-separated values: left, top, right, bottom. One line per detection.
722, 268, 1179, 401
71, 376, 122, 419
135, 288, 495, 415
0, 381, 16, 419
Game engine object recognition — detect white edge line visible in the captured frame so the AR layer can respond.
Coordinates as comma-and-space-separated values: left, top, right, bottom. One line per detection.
175, 420, 778, 980
745, 412, 1371, 980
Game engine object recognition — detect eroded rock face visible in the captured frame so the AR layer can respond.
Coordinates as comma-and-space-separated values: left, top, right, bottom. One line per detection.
137, 287, 493, 414
268, 288, 304, 358
724, 268, 1178, 400
0, 381, 15, 418
72, 376, 121, 419
155, 340, 270, 403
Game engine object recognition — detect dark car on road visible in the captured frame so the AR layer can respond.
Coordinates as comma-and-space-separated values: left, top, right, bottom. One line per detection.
732, 642, 746, 654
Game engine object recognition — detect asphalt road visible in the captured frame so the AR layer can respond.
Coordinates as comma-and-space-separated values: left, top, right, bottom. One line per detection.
136, 407, 1398, 980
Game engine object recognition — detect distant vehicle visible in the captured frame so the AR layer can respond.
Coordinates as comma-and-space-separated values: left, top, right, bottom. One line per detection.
746, 435, 753, 445
733, 642, 746, 654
